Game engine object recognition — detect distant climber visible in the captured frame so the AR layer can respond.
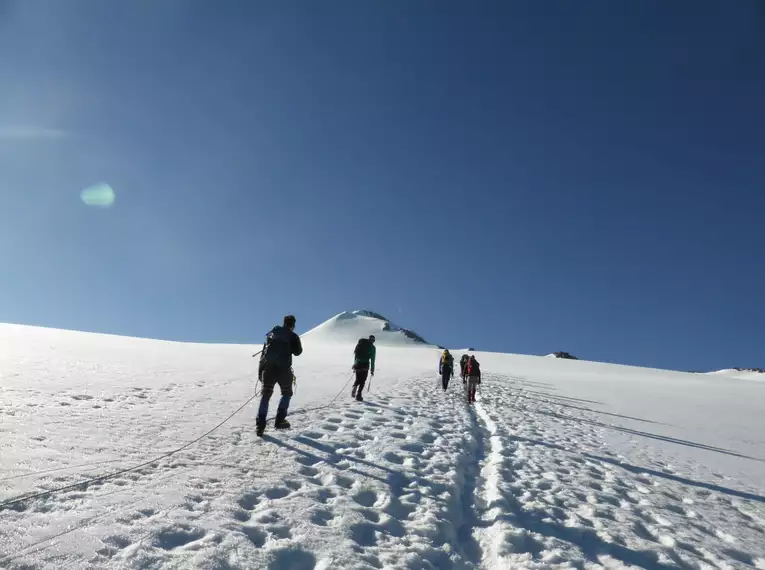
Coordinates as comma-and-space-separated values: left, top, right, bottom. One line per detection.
466, 355, 481, 403
351, 335, 376, 402
459, 354, 470, 383
439, 350, 454, 391
256, 315, 303, 436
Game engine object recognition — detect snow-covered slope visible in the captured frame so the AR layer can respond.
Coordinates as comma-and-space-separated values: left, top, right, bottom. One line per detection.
2, 320, 765, 569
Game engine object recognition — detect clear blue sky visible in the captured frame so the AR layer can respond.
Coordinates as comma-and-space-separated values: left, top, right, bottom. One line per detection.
1, 1, 763, 371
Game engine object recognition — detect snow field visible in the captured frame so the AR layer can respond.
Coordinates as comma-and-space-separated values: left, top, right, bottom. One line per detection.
2, 320, 765, 569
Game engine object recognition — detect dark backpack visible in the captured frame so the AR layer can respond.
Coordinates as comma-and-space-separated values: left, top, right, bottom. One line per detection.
354, 338, 371, 360
467, 359, 480, 376
261, 327, 292, 369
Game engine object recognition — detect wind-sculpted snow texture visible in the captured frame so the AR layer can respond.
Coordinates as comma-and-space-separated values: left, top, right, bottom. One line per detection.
1, 319, 764, 569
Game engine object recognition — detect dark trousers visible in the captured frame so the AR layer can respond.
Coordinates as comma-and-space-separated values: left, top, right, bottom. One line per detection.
441, 371, 451, 391
257, 366, 293, 425
353, 367, 369, 396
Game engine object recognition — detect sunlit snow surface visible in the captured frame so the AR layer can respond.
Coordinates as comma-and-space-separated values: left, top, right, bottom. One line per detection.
1, 317, 764, 569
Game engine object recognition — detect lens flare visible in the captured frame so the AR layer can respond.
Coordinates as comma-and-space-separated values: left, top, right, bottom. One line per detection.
80, 183, 115, 207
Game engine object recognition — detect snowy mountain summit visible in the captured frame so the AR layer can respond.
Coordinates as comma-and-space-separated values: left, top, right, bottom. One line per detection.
546, 351, 579, 360
304, 310, 432, 346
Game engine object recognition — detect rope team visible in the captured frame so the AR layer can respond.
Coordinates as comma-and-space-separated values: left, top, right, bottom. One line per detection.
439, 349, 482, 403
255, 315, 482, 437
254, 314, 378, 437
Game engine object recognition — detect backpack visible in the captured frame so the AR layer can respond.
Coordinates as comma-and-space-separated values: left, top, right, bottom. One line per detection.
354, 338, 371, 360
261, 327, 291, 369
467, 359, 479, 376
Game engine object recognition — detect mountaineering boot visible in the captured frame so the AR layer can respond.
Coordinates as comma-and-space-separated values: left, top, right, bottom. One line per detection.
274, 418, 291, 430
355, 393, 364, 402
256, 422, 266, 437
351, 385, 357, 398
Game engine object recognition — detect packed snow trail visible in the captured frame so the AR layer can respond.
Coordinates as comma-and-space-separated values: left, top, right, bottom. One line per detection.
2, 320, 765, 569
4, 373, 765, 569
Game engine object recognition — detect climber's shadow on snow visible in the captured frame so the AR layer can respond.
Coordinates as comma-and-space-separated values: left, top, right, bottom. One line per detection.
516, 394, 669, 426
263, 435, 388, 487
510, 434, 765, 504
285, 435, 448, 496
507, 507, 682, 570
530, 409, 765, 462
356, 401, 393, 412
497, 374, 557, 390
510, 388, 605, 406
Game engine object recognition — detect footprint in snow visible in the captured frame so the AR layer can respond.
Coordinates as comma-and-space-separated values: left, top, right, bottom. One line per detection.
314, 488, 337, 503
263, 487, 290, 500
266, 547, 316, 570
295, 455, 322, 468
266, 525, 292, 539
633, 521, 658, 542
359, 508, 380, 523
252, 510, 281, 524
238, 492, 259, 511
242, 525, 267, 547
383, 451, 404, 465
298, 466, 320, 477
97, 535, 132, 558
419, 433, 436, 444
310, 508, 335, 526
153, 525, 206, 550
723, 547, 756, 566
349, 522, 378, 547
352, 490, 378, 508
332, 474, 354, 489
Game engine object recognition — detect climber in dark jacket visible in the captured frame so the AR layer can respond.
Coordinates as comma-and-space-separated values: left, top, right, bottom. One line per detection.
351, 335, 376, 402
256, 315, 303, 436
459, 354, 470, 383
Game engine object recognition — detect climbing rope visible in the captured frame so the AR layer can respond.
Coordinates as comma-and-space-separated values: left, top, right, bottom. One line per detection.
0, 368, 356, 512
